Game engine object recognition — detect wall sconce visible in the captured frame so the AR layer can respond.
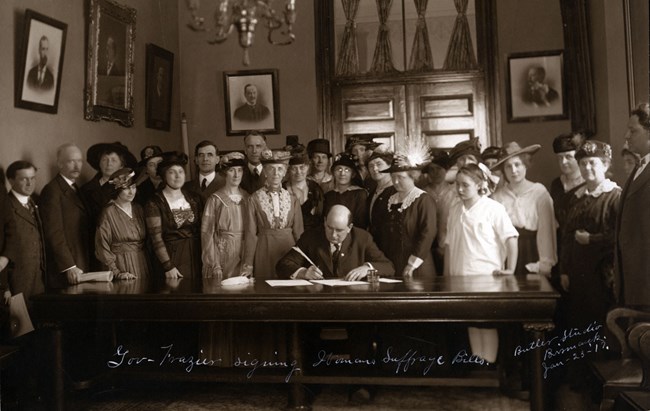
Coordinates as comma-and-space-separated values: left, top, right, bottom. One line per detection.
186, 0, 296, 66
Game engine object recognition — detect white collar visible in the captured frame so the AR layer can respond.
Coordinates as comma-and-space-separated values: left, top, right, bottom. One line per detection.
11, 190, 30, 205
199, 171, 216, 185
576, 179, 619, 198
248, 162, 262, 174
60, 174, 76, 187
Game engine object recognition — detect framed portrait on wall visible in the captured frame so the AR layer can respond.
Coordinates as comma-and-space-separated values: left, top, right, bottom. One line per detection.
224, 69, 280, 136
145, 44, 173, 131
506, 50, 567, 122
84, 0, 136, 127
15, 9, 67, 114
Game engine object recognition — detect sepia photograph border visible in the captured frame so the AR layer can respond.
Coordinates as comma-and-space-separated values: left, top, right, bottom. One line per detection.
84, 0, 136, 127
224, 69, 280, 136
145, 43, 174, 131
15, 9, 68, 114
506, 50, 567, 123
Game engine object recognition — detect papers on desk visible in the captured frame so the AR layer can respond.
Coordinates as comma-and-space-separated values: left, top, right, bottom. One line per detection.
266, 279, 313, 287
310, 279, 368, 286
79, 271, 114, 283
9, 293, 34, 338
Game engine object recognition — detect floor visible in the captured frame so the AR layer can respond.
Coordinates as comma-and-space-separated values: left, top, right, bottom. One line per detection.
5, 381, 599, 410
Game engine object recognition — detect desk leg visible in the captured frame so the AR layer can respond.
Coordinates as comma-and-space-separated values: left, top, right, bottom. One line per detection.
525, 323, 554, 411
43, 323, 65, 411
287, 322, 310, 410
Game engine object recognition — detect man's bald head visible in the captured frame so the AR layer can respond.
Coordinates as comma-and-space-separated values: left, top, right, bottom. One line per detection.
324, 205, 353, 245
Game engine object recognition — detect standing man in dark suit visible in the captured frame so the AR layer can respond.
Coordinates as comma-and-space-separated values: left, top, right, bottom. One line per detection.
184, 140, 225, 202
276, 204, 394, 279
26, 35, 55, 91
240, 131, 268, 194
5, 161, 45, 303
39, 144, 91, 287
0, 187, 17, 305
616, 103, 650, 309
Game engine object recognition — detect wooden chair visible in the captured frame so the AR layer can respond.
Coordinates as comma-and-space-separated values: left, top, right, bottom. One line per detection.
589, 307, 650, 411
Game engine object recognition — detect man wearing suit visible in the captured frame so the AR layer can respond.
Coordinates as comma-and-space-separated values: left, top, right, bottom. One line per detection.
99, 36, 123, 76
184, 140, 225, 202
240, 131, 268, 194
5, 161, 45, 303
276, 204, 394, 279
0, 188, 17, 305
39, 144, 91, 288
616, 103, 650, 309
26, 35, 55, 91
233, 84, 271, 123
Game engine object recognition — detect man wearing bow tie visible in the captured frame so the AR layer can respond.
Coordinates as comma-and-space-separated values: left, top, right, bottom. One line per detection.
276, 205, 394, 280
5, 161, 46, 304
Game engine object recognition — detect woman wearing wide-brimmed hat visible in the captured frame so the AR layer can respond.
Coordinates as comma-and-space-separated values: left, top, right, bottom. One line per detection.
323, 152, 369, 229
377, 140, 437, 279
95, 168, 150, 281
81, 142, 138, 228
145, 151, 203, 279
243, 149, 303, 280
491, 142, 557, 276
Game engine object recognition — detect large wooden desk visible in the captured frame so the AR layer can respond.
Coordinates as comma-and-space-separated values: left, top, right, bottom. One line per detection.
32, 275, 559, 410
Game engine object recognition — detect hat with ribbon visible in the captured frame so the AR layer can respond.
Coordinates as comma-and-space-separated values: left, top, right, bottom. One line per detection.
87, 142, 138, 171
307, 139, 332, 157
574, 140, 612, 161
219, 151, 247, 170
108, 168, 136, 191
449, 137, 482, 165
552, 132, 586, 154
490, 141, 542, 170
260, 149, 292, 165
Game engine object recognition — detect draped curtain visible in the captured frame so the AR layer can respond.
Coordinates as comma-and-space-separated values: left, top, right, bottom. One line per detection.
408, 0, 434, 72
443, 0, 477, 70
559, 0, 596, 134
369, 0, 397, 74
336, 0, 361, 77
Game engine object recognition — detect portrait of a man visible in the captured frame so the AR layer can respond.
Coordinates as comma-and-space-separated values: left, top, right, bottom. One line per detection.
233, 84, 271, 123
26, 35, 55, 91
145, 44, 173, 130
98, 35, 123, 77
522, 65, 559, 107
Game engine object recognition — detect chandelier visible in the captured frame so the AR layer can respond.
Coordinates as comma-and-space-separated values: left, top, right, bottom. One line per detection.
186, 0, 297, 66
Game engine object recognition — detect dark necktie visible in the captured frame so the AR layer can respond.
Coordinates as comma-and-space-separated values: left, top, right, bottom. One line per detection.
72, 183, 79, 192
201, 178, 208, 191
24, 200, 36, 219
332, 243, 341, 276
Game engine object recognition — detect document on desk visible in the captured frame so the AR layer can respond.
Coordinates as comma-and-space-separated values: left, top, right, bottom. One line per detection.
310, 279, 368, 286
379, 278, 402, 283
265, 279, 314, 287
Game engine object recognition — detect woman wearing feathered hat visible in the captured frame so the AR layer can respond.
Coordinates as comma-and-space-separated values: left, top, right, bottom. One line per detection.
323, 152, 369, 229
491, 142, 557, 277
560, 140, 620, 335
145, 151, 203, 280
243, 149, 303, 279
377, 137, 437, 278
95, 168, 150, 280
81, 142, 138, 229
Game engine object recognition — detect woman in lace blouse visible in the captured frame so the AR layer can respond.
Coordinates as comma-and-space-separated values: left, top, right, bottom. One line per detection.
243, 150, 303, 280
145, 152, 203, 279
201, 152, 249, 278
377, 153, 437, 279
491, 142, 557, 276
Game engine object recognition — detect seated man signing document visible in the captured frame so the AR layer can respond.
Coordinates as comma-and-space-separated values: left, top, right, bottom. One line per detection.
276, 205, 394, 280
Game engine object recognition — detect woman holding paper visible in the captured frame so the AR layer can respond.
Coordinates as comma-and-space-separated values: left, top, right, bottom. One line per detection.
201, 152, 249, 278
95, 168, 151, 280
